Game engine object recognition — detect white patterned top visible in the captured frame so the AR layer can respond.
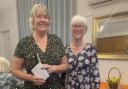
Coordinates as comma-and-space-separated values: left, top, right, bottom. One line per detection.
0, 73, 24, 89
65, 43, 100, 89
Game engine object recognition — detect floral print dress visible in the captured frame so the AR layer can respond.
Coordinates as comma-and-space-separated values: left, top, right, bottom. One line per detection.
14, 34, 65, 89
65, 43, 100, 89
0, 73, 24, 89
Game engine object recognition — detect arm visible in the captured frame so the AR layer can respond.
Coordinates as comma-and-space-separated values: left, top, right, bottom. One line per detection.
90, 46, 100, 89
11, 57, 45, 86
11, 57, 32, 81
42, 55, 68, 73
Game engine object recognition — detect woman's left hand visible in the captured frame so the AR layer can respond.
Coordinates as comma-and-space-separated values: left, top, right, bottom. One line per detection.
42, 64, 57, 73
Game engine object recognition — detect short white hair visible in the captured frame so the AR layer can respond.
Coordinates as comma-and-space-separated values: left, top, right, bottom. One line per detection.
0, 57, 10, 73
70, 15, 87, 27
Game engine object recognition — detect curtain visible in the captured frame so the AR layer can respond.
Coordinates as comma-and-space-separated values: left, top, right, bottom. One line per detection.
48, 0, 76, 45
17, 0, 76, 45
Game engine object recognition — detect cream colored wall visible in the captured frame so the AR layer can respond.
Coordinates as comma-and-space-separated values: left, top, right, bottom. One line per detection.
77, 0, 128, 84
0, 0, 19, 60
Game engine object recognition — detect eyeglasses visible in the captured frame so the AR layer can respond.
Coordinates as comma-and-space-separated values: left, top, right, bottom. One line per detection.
72, 25, 87, 30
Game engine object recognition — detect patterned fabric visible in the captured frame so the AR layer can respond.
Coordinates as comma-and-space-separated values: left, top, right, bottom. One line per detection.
0, 73, 24, 89
65, 43, 100, 89
14, 34, 65, 89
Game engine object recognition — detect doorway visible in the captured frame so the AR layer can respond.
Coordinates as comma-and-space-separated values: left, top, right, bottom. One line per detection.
0, 30, 11, 60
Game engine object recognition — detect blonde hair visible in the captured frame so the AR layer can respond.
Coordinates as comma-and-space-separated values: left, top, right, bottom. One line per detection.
29, 4, 49, 30
0, 57, 10, 73
70, 15, 87, 27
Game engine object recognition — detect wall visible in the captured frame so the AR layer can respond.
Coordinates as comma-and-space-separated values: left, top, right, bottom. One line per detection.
0, 0, 19, 60
77, 0, 128, 84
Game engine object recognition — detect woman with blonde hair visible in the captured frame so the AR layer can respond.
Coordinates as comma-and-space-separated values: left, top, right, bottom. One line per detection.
0, 57, 23, 89
0, 57, 10, 73
11, 3, 68, 89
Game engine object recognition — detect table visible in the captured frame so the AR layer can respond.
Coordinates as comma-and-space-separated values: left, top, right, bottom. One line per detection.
100, 82, 128, 89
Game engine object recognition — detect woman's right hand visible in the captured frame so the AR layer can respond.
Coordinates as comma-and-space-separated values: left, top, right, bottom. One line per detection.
31, 76, 46, 86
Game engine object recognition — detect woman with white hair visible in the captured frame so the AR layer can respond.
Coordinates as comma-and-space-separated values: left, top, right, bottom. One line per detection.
65, 15, 100, 89
0, 57, 23, 89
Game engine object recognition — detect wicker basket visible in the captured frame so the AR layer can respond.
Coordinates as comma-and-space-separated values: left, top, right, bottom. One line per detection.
107, 67, 121, 89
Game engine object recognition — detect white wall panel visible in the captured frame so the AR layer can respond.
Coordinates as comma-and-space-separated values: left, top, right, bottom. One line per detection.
77, 0, 128, 84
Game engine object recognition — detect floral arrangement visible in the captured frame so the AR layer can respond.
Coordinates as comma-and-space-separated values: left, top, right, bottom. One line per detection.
107, 67, 121, 89
107, 76, 120, 89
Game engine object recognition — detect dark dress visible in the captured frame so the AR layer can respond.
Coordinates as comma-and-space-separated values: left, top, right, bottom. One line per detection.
65, 43, 100, 89
14, 34, 65, 89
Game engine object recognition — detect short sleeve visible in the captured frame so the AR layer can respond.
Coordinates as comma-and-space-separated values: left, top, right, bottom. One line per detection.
14, 39, 25, 58
55, 36, 65, 58
49, 34, 66, 58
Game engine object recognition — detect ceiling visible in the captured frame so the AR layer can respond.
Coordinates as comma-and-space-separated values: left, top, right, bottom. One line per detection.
0, 0, 15, 12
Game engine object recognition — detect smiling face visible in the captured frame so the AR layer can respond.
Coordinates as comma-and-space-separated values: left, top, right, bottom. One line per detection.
33, 8, 50, 32
70, 15, 87, 40
71, 23, 87, 40
29, 4, 50, 33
